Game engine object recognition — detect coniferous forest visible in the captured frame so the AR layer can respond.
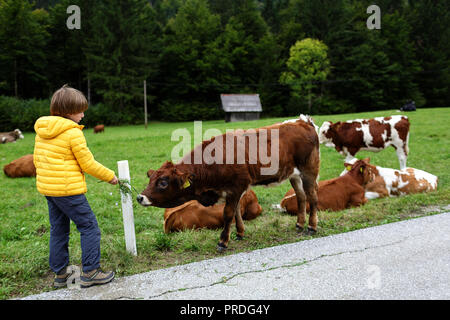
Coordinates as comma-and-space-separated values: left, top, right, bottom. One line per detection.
0, 0, 449, 128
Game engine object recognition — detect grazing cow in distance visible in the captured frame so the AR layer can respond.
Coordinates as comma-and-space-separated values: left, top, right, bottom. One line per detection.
3, 154, 36, 178
350, 158, 439, 200
163, 189, 262, 233
280, 159, 371, 214
137, 115, 320, 251
1, 129, 24, 144
319, 115, 410, 169
93, 125, 105, 134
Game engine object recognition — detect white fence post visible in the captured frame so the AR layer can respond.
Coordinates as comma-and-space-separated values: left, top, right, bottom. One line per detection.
117, 160, 137, 256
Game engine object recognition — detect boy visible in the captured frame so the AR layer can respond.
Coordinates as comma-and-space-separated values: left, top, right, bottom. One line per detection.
34, 84, 118, 288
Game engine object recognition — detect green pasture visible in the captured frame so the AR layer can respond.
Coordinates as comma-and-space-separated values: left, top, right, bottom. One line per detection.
1, 108, 449, 299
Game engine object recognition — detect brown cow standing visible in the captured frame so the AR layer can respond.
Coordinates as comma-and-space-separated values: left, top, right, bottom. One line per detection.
318, 116, 410, 169
138, 115, 320, 251
163, 189, 263, 233
280, 159, 371, 214
1, 129, 24, 144
3, 154, 36, 178
93, 125, 105, 134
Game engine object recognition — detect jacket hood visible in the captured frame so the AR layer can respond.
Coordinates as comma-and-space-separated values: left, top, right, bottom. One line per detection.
34, 116, 84, 139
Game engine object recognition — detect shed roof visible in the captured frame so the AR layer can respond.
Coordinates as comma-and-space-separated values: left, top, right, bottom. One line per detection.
220, 94, 262, 112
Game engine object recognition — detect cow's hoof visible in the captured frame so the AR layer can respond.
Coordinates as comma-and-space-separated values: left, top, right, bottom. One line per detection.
306, 227, 317, 236
217, 242, 227, 253
296, 224, 305, 233
236, 235, 244, 241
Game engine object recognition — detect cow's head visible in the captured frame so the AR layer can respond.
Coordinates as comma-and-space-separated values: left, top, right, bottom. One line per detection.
13, 129, 24, 140
137, 161, 195, 208
344, 158, 375, 186
318, 121, 336, 146
3, 162, 16, 177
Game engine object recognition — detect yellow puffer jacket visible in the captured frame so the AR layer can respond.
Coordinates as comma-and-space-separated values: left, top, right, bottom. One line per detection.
33, 116, 115, 196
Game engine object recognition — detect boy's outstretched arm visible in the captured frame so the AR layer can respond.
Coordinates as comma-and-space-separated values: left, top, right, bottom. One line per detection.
69, 129, 116, 183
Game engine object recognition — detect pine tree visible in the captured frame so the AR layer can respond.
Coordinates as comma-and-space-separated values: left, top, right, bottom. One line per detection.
0, 0, 49, 98
152, 0, 184, 25
45, 0, 86, 95
379, 11, 423, 107
214, 0, 270, 89
332, 1, 423, 111
409, 0, 450, 107
159, 0, 221, 102
208, 0, 281, 114
83, 0, 162, 114
260, 0, 289, 34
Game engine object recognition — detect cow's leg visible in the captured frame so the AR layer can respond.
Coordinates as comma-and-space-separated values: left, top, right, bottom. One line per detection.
339, 147, 356, 164
217, 195, 240, 252
395, 146, 408, 170
289, 175, 307, 232
365, 181, 389, 199
234, 192, 246, 240
349, 191, 367, 208
302, 147, 320, 235
302, 174, 319, 235
345, 149, 359, 164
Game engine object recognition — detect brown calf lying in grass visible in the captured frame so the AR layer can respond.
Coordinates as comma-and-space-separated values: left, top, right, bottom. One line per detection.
3, 154, 36, 178
280, 159, 372, 214
163, 189, 262, 233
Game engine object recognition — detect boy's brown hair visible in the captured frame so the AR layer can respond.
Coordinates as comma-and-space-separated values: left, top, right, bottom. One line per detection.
50, 84, 88, 117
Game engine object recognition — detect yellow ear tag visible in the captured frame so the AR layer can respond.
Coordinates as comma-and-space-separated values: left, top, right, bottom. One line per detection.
183, 180, 191, 189
360, 167, 364, 173
346, 165, 352, 171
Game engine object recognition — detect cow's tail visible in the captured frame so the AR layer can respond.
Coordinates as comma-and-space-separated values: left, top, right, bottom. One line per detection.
299, 114, 319, 134
299, 114, 320, 159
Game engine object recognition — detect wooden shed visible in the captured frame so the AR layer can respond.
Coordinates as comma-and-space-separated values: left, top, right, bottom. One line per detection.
220, 94, 262, 122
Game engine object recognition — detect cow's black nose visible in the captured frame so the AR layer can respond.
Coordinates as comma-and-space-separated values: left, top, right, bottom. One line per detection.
136, 195, 143, 203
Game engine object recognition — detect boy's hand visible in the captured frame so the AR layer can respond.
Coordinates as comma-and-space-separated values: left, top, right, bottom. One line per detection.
109, 176, 119, 185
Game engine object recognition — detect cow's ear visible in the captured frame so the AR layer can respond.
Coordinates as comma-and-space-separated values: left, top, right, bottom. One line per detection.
181, 173, 195, 189
147, 169, 155, 178
173, 169, 193, 189
327, 122, 339, 134
162, 161, 174, 168
344, 163, 353, 171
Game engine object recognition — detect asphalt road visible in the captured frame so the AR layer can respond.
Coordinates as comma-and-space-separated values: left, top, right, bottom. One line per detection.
22, 211, 450, 300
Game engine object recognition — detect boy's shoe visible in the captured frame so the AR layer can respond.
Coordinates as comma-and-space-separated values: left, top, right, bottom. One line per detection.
80, 268, 115, 288
53, 266, 75, 288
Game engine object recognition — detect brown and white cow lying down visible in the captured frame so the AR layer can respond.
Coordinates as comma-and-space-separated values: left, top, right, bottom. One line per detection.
1, 129, 24, 144
163, 189, 262, 233
138, 115, 320, 251
3, 154, 36, 178
348, 158, 438, 200
280, 159, 371, 214
319, 116, 410, 170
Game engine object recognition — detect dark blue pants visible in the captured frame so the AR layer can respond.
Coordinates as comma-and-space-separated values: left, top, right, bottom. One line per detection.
46, 194, 101, 274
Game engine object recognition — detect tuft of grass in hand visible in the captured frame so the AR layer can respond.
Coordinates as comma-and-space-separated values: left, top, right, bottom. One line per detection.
118, 179, 133, 197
